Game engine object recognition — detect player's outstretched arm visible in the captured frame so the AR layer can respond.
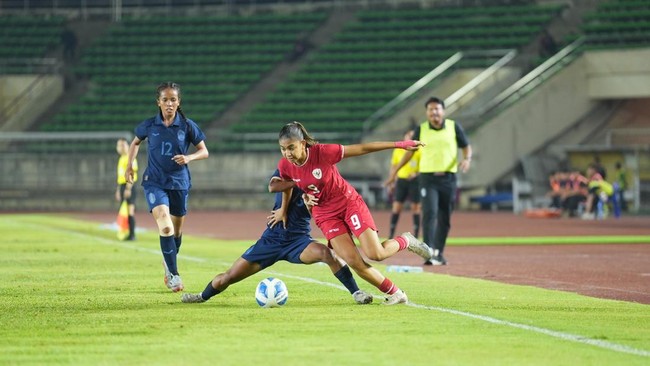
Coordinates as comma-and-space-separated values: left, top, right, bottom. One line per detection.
268, 177, 296, 193
343, 140, 423, 159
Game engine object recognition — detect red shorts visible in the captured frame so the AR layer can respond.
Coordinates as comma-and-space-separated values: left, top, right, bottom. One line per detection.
314, 195, 377, 241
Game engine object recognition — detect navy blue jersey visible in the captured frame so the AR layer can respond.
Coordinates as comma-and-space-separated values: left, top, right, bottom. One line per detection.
135, 113, 205, 190
264, 170, 311, 236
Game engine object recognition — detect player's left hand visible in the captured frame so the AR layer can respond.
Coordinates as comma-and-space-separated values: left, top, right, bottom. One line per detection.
459, 158, 471, 173
394, 140, 425, 150
172, 155, 191, 165
302, 193, 319, 208
267, 209, 287, 229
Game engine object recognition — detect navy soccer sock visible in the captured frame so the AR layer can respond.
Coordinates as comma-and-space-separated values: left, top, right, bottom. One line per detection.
413, 214, 421, 238
160, 235, 178, 275
174, 235, 182, 253
389, 213, 400, 238
201, 281, 221, 300
334, 265, 359, 294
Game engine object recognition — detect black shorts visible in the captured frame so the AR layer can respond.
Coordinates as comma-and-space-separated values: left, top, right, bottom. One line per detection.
119, 184, 137, 205
394, 178, 420, 204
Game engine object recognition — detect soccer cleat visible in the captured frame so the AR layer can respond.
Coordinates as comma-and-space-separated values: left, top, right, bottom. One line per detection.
429, 249, 448, 265
430, 255, 447, 266
401, 232, 434, 261
162, 260, 173, 289
383, 290, 408, 305
168, 275, 184, 293
181, 293, 206, 303
353, 290, 373, 305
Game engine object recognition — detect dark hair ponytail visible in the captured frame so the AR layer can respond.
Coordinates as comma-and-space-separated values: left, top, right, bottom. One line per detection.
279, 121, 318, 147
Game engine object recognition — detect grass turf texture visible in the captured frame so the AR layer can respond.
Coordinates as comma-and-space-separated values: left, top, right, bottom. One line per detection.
1, 214, 649, 365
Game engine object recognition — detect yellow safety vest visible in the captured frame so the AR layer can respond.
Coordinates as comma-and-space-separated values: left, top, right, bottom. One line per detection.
418, 119, 458, 173
117, 155, 138, 184
392, 148, 420, 179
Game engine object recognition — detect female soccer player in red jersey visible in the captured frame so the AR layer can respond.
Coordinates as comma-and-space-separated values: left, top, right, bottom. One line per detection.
276, 121, 433, 305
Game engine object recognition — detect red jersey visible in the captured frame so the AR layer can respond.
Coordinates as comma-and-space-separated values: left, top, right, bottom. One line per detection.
278, 144, 361, 219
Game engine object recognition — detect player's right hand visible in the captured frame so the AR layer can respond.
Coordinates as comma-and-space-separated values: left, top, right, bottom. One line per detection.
302, 193, 318, 208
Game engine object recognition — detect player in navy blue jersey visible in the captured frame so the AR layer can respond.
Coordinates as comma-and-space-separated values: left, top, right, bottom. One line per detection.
125, 82, 209, 293
181, 170, 373, 305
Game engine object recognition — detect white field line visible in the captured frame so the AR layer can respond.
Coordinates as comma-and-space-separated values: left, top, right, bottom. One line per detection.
13, 221, 650, 358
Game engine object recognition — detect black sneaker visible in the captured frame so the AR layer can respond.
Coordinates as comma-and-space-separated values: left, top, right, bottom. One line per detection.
431, 254, 447, 265
423, 259, 433, 266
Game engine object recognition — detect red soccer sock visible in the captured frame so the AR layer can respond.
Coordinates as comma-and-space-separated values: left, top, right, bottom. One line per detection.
379, 278, 399, 295
395, 235, 408, 251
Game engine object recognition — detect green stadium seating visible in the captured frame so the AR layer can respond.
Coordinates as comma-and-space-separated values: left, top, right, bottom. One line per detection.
582, 0, 650, 49
39, 12, 327, 136
0, 16, 65, 73
236, 4, 565, 144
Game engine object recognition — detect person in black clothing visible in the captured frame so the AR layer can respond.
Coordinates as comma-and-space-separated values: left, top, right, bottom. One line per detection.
61, 26, 77, 62
385, 97, 472, 266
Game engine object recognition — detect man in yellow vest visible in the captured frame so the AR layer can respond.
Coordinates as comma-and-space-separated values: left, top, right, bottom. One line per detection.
386, 97, 472, 265
116, 137, 138, 240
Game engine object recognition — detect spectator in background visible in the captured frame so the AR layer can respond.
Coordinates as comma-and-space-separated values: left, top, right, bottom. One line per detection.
614, 161, 628, 211
385, 129, 421, 239
592, 154, 607, 180
582, 163, 614, 220
539, 29, 558, 58
561, 171, 588, 217
287, 35, 311, 62
61, 25, 77, 62
116, 138, 138, 241
547, 171, 565, 210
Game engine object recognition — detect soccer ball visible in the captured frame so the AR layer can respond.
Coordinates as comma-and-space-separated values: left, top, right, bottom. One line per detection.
255, 277, 288, 308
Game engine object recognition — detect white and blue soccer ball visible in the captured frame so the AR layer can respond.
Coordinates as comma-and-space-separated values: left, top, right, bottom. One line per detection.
255, 277, 288, 308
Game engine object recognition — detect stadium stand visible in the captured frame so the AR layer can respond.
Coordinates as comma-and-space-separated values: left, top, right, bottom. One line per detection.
236, 3, 565, 142
38, 12, 327, 136
0, 16, 65, 73
582, 0, 650, 49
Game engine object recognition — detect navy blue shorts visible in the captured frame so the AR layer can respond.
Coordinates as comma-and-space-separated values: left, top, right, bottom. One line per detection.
143, 186, 188, 216
242, 233, 314, 269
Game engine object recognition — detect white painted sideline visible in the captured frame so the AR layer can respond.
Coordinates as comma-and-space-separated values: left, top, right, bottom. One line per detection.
14, 220, 650, 359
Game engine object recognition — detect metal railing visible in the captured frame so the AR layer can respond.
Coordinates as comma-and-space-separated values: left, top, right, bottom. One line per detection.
0, 58, 63, 130
361, 48, 517, 135
443, 49, 517, 115
0, 0, 472, 19
361, 52, 463, 135
461, 37, 586, 133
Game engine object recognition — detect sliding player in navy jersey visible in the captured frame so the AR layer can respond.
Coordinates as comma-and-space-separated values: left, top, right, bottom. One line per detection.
125, 82, 209, 293
181, 170, 373, 305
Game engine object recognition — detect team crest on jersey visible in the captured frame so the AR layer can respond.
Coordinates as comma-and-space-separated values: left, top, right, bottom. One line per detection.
177, 130, 186, 142
312, 168, 322, 179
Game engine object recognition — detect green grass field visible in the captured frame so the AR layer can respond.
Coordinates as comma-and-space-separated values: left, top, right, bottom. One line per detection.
1, 214, 649, 365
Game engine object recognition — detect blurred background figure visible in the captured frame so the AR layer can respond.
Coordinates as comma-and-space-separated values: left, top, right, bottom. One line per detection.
386, 129, 421, 239
614, 161, 628, 212
115, 137, 137, 241
60, 25, 77, 63
582, 163, 614, 220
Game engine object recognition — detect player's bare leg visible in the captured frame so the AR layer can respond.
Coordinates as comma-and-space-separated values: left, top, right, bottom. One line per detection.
330, 234, 407, 305
300, 241, 372, 304
357, 228, 399, 261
